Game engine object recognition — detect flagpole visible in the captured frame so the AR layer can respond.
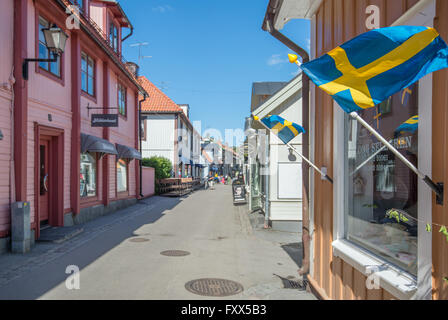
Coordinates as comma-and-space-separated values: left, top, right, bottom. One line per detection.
253, 117, 333, 184
350, 145, 387, 176
349, 111, 443, 199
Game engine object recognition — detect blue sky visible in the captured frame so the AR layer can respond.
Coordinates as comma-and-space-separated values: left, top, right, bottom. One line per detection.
121, 0, 310, 145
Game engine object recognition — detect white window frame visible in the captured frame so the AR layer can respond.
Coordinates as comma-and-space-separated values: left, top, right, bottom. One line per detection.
331, 0, 435, 300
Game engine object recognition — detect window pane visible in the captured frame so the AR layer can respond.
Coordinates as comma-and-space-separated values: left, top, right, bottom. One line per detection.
50, 56, 61, 77
39, 44, 49, 70
88, 75, 94, 95
117, 159, 128, 192
88, 57, 94, 77
39, 17, 49, 42
81, 71, 87, 92
345, 83, 419, 276
80, 153, 97, 197
81, 54, 87, 72
109, 24, 114, 48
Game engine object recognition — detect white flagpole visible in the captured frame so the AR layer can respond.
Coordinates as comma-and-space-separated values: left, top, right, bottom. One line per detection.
349, 111, 443, 199
254, 116, 333, 183
350, 145, 387, 176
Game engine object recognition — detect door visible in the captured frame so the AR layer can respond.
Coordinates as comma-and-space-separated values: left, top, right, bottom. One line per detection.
39, 139, 50, 227
250, 161, 262, 211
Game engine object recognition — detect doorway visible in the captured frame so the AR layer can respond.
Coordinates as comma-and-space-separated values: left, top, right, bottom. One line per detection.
39, 138, 50, 229
34, 124, 65, 239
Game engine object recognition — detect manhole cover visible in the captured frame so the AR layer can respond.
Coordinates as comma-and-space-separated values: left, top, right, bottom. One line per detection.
129, 238, 150, 243
160, 250, 190, 257
185, 278, 244, 297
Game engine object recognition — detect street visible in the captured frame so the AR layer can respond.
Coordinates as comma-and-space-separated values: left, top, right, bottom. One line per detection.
0, 185, 315, 300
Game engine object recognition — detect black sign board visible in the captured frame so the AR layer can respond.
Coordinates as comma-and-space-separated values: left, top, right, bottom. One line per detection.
91, 114, 119, 127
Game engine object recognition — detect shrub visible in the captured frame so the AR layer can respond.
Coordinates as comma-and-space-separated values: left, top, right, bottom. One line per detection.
142, 156, 173, 180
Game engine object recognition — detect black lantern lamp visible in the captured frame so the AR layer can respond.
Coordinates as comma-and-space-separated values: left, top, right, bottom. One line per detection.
23, 25, 68, 80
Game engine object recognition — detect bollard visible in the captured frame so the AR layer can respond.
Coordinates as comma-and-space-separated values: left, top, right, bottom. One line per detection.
11, 202, 31, 254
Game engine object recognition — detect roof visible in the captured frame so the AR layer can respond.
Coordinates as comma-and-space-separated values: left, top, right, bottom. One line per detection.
138, 76, 183, 113
252, 82, 288, 96
138, 76, 203, 139
262, 0, 321, 31
95, 0, 132, 28
252, 74, 303, 130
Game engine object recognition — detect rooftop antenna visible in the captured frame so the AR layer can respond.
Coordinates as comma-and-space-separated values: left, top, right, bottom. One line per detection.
130, 42, 153, 64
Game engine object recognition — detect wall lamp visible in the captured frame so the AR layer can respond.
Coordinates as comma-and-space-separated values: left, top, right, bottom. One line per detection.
23, 25, 68, 80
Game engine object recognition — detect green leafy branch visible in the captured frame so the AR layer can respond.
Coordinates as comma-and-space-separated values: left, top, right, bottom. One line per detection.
387, 209, 448, 285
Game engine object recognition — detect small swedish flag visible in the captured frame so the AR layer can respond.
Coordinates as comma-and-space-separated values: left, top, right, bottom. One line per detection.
395, 115, 419, 135
257, 115, 305, 144
301, 26, 448, 114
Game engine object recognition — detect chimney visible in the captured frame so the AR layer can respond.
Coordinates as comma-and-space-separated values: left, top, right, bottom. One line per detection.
125, 62, 139, 77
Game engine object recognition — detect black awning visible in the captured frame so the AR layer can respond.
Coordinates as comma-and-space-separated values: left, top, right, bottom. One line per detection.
81, 133, 118, 156
116, 144, 142, 161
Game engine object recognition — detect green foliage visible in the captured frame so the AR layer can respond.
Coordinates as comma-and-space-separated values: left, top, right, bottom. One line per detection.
386, 210, 404, 223
439, 226, 448, 244
142, 157, 172, 180
387, 208, 448, 284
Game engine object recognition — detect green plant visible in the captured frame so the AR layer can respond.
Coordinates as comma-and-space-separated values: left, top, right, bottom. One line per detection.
386, 208, 448, 283
142, 156, 172, 180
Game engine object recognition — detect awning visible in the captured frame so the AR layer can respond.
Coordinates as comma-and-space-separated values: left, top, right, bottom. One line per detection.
81, 133, 118, 156
116, 144, 142, 161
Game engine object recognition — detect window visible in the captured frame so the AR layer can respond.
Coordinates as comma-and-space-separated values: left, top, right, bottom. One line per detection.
80, 153, 97, 198
81, 52, 95, 96
345, 83, 419, 276
38, 16, 61, 77
117, 159, 128, 193
109, 23, 118, 52
118, 83, 126, 116
69, 0, 85, 13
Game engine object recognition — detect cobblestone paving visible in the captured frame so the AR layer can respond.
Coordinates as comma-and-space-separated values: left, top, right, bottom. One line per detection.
0, 199, 156, 288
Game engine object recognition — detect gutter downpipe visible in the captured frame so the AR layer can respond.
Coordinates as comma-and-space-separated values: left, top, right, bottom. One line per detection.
122, 26, 134, 42
263, 0, 311, 276
139, 93, 148, 198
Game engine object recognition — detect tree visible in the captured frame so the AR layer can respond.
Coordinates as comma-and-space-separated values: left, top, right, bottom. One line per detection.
142, 156, 172, 180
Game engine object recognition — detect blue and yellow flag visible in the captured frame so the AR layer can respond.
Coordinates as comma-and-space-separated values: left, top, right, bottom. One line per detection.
257, 115, 305, 144
301, 26, 448, 114
395, 115, 419, 135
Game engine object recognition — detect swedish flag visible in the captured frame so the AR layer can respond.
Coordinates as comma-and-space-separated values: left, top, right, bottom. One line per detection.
258, 115, 305, 144
301, 26, 448, 114
395, 115, 419, 135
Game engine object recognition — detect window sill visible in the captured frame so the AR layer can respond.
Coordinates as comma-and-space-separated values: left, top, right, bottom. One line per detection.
332, 239, 417, 300
81, 91, 97, 103
36, 67, 64, 86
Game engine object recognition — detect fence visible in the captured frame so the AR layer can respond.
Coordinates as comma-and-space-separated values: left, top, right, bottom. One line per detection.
141, 167, 155, 198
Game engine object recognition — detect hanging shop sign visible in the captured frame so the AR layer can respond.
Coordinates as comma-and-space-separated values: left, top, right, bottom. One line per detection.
91, 114, 119, 127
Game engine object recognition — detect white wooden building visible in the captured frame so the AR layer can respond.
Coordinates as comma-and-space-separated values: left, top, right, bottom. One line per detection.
251, 75, 304, 232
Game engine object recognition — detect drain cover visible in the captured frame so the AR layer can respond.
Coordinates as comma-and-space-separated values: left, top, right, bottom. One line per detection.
274, 274, 306, 290
129, 238, 150, 243
185, 278, 244, 297
160, 250, 190, 257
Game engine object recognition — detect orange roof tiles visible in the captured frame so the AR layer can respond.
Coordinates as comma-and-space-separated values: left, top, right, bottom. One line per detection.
138, 76, 183, 113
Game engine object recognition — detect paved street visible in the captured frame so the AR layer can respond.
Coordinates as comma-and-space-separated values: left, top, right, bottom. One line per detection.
0, 185, 315, 300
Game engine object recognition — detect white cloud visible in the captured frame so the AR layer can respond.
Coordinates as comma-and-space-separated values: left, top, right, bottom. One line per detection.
152, 5, 173, 13
305, 38, 311, 51
267, 54, 287, 66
